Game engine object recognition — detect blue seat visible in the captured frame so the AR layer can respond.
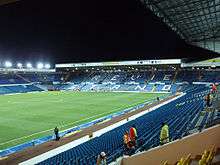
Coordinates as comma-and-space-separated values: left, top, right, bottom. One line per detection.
37, 86, 216, 165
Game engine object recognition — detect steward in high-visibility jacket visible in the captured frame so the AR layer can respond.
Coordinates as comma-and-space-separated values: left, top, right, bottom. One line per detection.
160, 123, 169, 145
205, 93, 213, 107
129, 126, 137, 147
123, 131, 131, 149
129, 127, 137, 140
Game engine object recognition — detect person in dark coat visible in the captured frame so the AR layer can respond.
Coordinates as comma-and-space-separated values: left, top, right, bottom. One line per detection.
54, 127, 60, 141
157, 96, 160, 102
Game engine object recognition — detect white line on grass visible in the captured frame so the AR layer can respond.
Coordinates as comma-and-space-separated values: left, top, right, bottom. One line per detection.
0, 96, 158, 147
0, 113, 103, 146
20, 94, 181, 165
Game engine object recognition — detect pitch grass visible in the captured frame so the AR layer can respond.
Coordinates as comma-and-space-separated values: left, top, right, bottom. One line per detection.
0, 91, 166, 150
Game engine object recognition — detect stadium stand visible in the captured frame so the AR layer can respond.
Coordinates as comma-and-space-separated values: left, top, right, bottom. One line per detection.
0, 84, 43, 94
0, 72, 65, 95
48, 68, 220, 93
36, 85, 220, 165
121, 125, 220, 165
0, 73, 27, 84
17, 73, 64, 83
0, 67, 219, 95
0, 60, 219, 165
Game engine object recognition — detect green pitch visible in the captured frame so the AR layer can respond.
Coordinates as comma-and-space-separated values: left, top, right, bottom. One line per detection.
0, 91, 166, 149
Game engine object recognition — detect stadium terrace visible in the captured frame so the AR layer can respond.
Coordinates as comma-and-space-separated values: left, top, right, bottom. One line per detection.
1, 0, 220, 163
0, 58, 219, 165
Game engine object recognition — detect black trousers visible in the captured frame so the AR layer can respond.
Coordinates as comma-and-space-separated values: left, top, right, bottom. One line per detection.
55, 133, 60, 141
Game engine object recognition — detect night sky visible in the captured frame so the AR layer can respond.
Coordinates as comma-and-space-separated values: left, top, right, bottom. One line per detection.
0, 0, 218, 65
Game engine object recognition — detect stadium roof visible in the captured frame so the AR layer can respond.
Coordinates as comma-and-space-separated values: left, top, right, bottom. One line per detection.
181, 57, 220, 67
141, 0, 220, 53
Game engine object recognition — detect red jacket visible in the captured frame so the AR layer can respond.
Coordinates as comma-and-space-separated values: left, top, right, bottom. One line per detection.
129, 127, 137, 140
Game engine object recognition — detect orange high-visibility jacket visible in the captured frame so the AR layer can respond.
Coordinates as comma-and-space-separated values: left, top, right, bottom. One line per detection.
123, 134, 131, 144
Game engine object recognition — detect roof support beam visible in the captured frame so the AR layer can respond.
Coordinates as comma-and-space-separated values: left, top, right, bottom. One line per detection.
141, 0, 220, 53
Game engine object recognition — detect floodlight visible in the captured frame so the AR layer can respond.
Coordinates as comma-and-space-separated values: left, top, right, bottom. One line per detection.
45, 63, 51, 69
37, 63, 44, 69
5, 61, 12, 68
26, 63, 32, 68
17, 63, 23, 68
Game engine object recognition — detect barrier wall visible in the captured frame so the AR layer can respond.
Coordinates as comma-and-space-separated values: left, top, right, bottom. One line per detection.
19, 136, 90, 165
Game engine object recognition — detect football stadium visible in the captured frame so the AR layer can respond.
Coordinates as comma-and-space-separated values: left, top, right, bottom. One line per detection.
0, 0, 220, 165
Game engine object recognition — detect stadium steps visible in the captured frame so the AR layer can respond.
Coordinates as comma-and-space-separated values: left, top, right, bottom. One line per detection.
64, 72, 73, 82
184, 110, 201, 135
83, 72, 96, 82
194, 112, 206, 128
34, 84, 48, 91
199, 111, 210, 130
214, 110, 220, 120
172, 69, 179, 84
16, 74, 31, 83
206, 110, 217, 125
150, 74, 155, 81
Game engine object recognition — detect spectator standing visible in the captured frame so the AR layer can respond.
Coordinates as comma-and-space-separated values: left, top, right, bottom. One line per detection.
123, 131, 131, 151
157, 96, 160, 102
160, 122, 169, 145
97, 152, 107, 165
205, 93, 213, 107
54, 126, 60, 141
129, 125, 137, 147
211, 83, 217, 96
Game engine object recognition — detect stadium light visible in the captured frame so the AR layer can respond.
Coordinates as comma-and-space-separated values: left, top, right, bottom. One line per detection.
26, 63, 32, 68
17, 63, 23, 68
5, 61, 12, 68
37, 63, 44, 69
45, 63, 51, 69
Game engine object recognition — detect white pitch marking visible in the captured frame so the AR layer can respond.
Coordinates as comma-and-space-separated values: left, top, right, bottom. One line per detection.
0, 98, 154, 146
